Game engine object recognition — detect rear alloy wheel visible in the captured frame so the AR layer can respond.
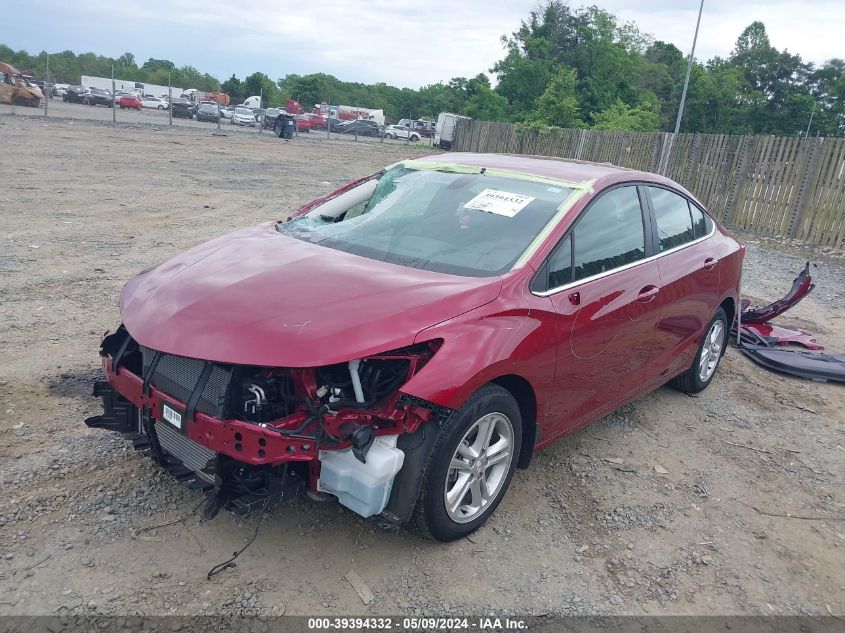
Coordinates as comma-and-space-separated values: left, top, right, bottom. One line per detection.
413, 384, 521, 541
670, 307, 727, 394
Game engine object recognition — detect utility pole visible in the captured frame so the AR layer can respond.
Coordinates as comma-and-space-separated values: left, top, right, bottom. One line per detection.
44, 54, 49, 117
662, 0, 704, 175
804, 101, 816, 138
673, 0, 704, 136
111, 63, 116, 123
168, 72, 172, 126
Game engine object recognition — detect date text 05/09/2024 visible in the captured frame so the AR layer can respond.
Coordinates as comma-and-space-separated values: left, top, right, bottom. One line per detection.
307, 617, 529, 630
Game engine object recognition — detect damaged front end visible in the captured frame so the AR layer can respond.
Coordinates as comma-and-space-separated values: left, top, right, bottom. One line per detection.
85, 326, 451, 522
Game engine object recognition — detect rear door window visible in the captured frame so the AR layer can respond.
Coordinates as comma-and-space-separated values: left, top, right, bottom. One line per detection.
572, 186, 645, 282
648, 186, 695, 251
689, 203, 713, 239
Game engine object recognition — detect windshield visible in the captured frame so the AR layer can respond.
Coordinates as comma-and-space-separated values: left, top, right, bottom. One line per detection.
276, 166, 573, 277
235, 107, 252, 115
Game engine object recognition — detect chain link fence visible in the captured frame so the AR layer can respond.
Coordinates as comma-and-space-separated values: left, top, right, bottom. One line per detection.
3, 64, 435, 149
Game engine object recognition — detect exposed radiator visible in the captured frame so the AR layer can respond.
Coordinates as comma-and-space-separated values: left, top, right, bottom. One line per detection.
155, 421, 217, 483
141, 347, 232, 418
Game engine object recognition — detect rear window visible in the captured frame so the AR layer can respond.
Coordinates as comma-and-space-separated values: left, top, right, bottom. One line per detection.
689, 203, 713, 239
648, 186, 695, 251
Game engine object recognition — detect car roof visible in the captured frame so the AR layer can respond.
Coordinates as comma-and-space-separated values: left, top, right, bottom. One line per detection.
419, 152, 680, 190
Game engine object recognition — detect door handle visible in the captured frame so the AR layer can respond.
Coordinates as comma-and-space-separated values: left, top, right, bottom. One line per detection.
637, 285, 660, 302
704, 257, 718, 271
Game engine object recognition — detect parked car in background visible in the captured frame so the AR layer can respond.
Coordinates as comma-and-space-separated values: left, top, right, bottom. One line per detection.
141, 95, 168, 109
303, 113, 327, 130
52, 83, 69, 97
414, 121, 435, 138
84, 88, 113, 108
231, 106, 256, 126
384, 125, 421, 141
325, 117, 345, 132
397, 119, 434, 138
86, 153, 743, 542
218, 105, 233, 120
62, 86, 88, 104
293, 114, 313, 132
334, 119, 381, 137
0, 62, 43, 107
196, 102, 220, 123
170, 99, 193, 119
118, 95, 142, 110
262, 108, 283, 129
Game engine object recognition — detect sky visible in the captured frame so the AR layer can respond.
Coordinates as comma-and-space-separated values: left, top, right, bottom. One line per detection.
4, 0, 844, 88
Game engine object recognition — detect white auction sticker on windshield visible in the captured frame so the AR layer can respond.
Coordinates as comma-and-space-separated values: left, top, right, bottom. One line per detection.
463, 189, 535, 217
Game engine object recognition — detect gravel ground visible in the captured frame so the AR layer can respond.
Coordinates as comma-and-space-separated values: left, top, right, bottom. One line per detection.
0, 113, 843, 619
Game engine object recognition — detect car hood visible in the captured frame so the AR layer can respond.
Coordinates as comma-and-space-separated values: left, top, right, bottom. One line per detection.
120, 223, 502, 367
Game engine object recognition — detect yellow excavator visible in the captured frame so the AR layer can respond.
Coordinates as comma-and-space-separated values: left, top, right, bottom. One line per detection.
0, 62, 44, 107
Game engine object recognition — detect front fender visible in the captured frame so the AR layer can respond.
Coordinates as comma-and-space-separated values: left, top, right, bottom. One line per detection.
401, 309, 555, 416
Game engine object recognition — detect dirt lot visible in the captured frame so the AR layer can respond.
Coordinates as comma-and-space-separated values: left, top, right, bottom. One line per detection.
1, 113, 843, 619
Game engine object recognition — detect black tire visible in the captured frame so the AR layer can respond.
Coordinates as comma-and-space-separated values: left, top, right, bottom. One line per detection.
412, 383, 522, 541
670, 307, 728, 394
410, 134, 419, 142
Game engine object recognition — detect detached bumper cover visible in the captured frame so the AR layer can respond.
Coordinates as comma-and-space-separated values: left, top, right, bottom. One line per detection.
741, 262, 815, 324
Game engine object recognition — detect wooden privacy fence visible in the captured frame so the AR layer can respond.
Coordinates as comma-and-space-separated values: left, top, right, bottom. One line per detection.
452, 120, 845, 249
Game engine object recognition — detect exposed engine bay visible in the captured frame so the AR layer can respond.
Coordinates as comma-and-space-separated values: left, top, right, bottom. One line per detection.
85, 326, 449, 523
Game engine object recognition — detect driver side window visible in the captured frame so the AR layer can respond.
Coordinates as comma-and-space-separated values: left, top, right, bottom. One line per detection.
540, 185, 646, 291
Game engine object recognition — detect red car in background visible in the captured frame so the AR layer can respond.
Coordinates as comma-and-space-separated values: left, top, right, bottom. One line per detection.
86, 153, 743, 541
303, 113, 328, 129
118, 95, 142, 110
293, 114, 313, 132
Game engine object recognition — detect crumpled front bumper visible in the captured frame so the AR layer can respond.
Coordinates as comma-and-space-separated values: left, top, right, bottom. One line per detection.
89, 354, 318, 467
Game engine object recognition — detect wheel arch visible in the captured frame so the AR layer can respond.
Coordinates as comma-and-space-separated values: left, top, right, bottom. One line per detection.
719, 296, 735, 327
490, 374, 537, 469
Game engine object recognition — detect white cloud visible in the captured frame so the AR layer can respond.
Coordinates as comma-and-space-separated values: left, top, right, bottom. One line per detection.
5, 0, 843, 90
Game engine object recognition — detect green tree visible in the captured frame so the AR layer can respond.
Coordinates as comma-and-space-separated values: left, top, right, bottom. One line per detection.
527, 66, 584, 127
591, 98, 660, 131
461, 85, 508, 121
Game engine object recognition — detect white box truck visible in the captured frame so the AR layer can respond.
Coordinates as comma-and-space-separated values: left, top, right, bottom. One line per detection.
434, 112, 470, 149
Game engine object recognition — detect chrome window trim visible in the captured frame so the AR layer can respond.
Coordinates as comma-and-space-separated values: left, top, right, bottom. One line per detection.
532, 221, 716, 298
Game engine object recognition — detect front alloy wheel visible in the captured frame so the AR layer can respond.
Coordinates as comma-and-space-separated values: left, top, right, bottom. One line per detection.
445, 412, 514, 523
413, 383, 521, 541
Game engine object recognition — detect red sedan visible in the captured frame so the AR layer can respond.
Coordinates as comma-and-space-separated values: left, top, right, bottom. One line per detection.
86, 153, 743, 541
118, 95, 142, 110
293, 114, 312, 131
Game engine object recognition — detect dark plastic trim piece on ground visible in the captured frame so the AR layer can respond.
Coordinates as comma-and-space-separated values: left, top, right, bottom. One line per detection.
740, 347, 845, 383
